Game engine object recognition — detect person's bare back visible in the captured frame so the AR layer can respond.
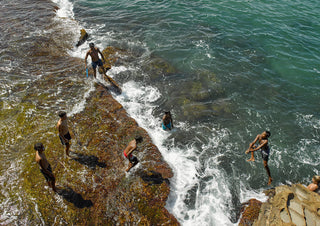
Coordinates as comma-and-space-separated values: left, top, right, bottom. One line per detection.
34, 143, 56, 192
123, 136, 143, 172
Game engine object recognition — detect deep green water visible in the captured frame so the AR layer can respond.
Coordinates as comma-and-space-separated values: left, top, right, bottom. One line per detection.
1, 0, 320, 225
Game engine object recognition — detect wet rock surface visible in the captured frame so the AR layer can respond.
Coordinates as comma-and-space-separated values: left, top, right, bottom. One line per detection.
239, 184, 320, 226
55, 83, 179, 224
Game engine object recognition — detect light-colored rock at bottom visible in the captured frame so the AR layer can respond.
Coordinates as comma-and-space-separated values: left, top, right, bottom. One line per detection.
254, 184, 320, 226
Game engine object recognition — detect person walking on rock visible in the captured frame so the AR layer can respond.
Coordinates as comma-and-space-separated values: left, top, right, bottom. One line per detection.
85, 42, 107, 79
57, 111, 72, 157
123, 136, 143, 172
246, 131, 273, 185
34, 143, 57, 192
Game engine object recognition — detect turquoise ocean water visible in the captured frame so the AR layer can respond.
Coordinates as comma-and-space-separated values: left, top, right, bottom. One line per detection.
1, 0, 320, 225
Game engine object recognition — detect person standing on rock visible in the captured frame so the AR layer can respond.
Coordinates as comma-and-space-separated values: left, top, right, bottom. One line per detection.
162, 111, 174, 131
246, 131, 273, 185
57, 111, 72, 157
34, 143, 57, 192
85, 42, 107, 79
123, 136, 143, 172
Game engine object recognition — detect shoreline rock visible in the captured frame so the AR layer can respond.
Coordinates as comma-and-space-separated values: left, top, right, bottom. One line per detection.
62, 83, 179, 224
239, 184, 320, 226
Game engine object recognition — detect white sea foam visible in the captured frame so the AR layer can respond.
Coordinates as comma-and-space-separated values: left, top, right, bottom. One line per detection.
51, 0, 75, 19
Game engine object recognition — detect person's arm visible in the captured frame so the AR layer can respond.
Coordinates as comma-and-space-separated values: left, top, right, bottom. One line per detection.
39, 159, 54, 177
252, 139, 267, 152
249, 135, 259, 150
98, 48, 105, 62
85, 51, 89, 68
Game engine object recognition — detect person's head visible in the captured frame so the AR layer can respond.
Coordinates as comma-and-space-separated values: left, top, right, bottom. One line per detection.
135, 136, 143, 143
34, 143, 44, 152
312, 175, 320, 184
164, 111, 171, 115
89, 42, 95, 49
262, 131, 271, 138
58, 111, 67, 119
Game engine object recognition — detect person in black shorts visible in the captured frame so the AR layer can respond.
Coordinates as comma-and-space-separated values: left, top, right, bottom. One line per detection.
246, 131, 273, 185
34, 143, 57, 192
123, 136, 143, 172
56, 111, 72, 157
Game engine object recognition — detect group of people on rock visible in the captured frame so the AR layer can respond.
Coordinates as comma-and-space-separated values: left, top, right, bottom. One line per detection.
35, 42, 319, 196
34, 111, 71, 193
34, 110, 145, 193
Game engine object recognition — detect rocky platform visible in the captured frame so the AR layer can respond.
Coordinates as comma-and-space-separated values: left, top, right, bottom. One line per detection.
239, 184, 320, 226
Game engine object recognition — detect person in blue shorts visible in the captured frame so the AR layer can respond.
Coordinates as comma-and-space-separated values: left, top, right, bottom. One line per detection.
246, 131, 273, 185
162, 111, 173, 130
85, 43, 108, 79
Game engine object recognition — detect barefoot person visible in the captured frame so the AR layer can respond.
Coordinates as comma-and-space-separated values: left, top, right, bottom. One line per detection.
85, 42, 107, 79
57, 111, 71, 157
307, 175, 320, 193
246, 131, 273, 185
123, 136, 143, 172
34, 143, 57, 192
162, 111, 174, 130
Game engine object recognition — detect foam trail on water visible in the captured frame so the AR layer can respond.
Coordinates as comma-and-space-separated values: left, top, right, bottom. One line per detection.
69, 80, 96, 116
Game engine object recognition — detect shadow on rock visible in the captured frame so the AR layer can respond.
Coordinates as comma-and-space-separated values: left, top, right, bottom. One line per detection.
70, 152, 106, 170
57, 186, 93, 208
138, 170, 169, 185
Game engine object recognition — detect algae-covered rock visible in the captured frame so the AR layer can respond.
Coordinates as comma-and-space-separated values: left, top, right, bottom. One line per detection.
239, 199, 262, 226
143, 57, 177, 78
20, 83, 179, 225
76, 29, 89, 47
100, 46, 126, 71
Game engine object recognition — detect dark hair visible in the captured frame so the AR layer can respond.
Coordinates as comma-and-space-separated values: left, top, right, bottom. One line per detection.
135, 136, 143, 143
265, 131, 271, 137
58, 111, 67, 118
34, 143, 44, 151
89, 42, 94, 47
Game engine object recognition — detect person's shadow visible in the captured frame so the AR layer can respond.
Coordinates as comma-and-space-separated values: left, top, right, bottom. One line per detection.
57, 186, 93, 208
70, 151, 106, 170
137, 170, 170, 185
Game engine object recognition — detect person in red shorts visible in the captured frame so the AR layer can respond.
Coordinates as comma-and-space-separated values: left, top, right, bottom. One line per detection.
123, 136, 143, 172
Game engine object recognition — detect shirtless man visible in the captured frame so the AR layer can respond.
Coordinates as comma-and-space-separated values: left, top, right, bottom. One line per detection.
307, 175, 320, 192
246, 131, 273, 185
34, 143, 57, 192
123, 136, 143, 172
162, 111, 174, 130
57, 111, 71, 157
85, 42, 107, 79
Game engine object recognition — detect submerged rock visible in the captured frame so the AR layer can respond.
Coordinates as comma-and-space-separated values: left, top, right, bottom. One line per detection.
76, 29, 89, 47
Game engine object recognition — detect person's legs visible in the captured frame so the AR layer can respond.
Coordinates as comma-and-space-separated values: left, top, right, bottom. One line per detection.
65, 142, 70, 156
247, 151, 255, 161
93, 68, 97, 78
48, 178, 57, 192
263, 160, 272, 185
